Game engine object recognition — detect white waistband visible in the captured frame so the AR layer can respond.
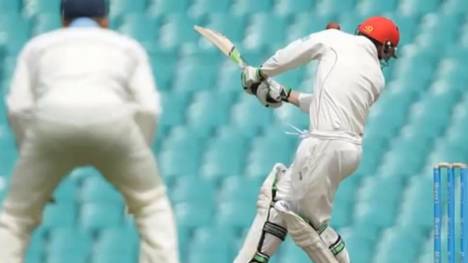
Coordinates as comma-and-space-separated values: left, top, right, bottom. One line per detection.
308, 130, 362, 145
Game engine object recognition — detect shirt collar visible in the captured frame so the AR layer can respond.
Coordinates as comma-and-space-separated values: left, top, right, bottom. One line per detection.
69, 17, 100, 28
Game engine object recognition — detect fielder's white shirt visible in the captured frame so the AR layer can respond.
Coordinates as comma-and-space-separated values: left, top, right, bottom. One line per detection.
7, 24, 161, 124
262, 29, 385, 139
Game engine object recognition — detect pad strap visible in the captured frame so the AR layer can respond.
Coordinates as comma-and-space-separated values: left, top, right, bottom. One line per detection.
263, 222, 287, 241
329, 235, 346, 256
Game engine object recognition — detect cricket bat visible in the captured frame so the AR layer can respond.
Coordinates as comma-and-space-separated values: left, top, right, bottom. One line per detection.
193, 25, 247, 69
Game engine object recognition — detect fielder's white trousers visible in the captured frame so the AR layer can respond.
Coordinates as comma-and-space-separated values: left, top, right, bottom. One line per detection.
0, 106, 179, 263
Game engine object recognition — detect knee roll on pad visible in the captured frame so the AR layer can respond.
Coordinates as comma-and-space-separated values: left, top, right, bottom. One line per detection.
263, 222, 287, 241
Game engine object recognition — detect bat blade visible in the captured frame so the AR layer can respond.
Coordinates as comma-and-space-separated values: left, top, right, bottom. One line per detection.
193, 25, 246, 68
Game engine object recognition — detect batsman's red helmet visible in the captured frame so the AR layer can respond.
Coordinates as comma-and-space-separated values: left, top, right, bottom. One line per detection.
358, 16, 400, 47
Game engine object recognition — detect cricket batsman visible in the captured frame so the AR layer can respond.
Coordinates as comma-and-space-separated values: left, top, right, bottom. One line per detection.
235, 16, 400, 263
0, 0, 179, 262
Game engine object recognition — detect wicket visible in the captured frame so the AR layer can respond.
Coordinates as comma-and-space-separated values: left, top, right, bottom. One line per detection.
434, 162, 468, 263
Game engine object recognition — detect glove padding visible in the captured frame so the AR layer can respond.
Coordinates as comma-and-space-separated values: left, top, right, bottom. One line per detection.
241, 66, 265, 94
255, 79, 290, 108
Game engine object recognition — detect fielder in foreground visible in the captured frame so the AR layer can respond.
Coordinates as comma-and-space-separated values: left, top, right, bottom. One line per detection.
0, 0, 179, 262
236, 17, 400, 263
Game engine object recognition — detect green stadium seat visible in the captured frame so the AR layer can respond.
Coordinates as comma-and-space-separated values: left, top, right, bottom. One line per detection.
201, 130, 247, 179
47, 228, 92, 263
216, 200, 256, 229
171, 176, 215, 206
149, 47, 177, 90
219, 176, 261, 203
159, 128, 203, 178
186, 93, 230, 138
68, 167, 98, 183
280, 250, 310, 262
442, 0, 468, 14
274, 105, 308, 130
32, 14, 61, 35
230, 96, 273, 138
25, 227, 45, 263
158, 14, 199, 48
248, 129, 295, 166
0, 129, 18, 178
341, 227, 375, 263
396, 176, 432, 231
244, 13, 287, 50
232, 0, 273, 16
0, 14, 31, 54
286, 12, 334, 42
175, 202, 213, 228
93, 225, 138, 263
357, 0, 398, 16
172, 59, 217, 93
190, 0, 231, 17
109, 0, 147, 17
337, 13, 366, 33
42, 203, 76, 229
429, 144, 468, 164
316, 0, 356, 15
0, 0, 21, 13
79, 203, 124, 232
353, 176, 402, 229
188, 228, 233, 263
53, 177, 78, 203
157, 92, 188, 134
398, 0, 442, 16
372, 225, 425, 263
274, 0, 315, 17
331, 198, 353, 228
79, 175, 124, 203
148, 0, 188, 15
272, 68, 306, 91
384, 13, 418, 46
119, 14, 159, 49
23, 0, 60, 17
415, 14, 461, 49
205, 13, 247, 42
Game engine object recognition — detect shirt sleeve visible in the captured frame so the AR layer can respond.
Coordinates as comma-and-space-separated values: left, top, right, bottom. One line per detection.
128, 43, 162, 145
129, 44, 162, 119
261, 31, 328, 77
298, 92, 314, 113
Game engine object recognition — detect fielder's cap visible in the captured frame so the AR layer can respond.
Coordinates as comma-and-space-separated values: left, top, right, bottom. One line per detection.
61, 0, 109, 19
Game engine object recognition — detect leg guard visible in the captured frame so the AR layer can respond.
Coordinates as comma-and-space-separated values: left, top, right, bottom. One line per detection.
234, 163, 288, 263
320, 226, 350, 263
275, 200, 339, 263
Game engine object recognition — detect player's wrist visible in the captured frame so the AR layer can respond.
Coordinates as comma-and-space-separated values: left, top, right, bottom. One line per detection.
281, 87, 292, 102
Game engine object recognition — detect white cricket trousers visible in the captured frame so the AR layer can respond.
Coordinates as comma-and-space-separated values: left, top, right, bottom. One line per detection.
277, 135, 362, 227
0, 106, 179, 263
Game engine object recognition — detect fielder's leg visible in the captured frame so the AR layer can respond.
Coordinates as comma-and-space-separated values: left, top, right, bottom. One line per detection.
0, 132, 73, 263
234, 163, 289, 263
96, 119, 179, 263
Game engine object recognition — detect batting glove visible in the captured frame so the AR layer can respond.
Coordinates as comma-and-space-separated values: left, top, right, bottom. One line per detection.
255, 79, 291, 108
241, 66, 265, 94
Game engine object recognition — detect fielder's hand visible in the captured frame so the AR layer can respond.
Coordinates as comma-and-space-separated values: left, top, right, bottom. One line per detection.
241, 66, 265, 94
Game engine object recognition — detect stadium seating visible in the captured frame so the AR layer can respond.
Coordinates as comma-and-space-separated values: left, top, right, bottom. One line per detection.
1, 0, 467, 262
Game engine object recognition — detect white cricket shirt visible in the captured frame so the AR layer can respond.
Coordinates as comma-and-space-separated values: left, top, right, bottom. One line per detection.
6, 23, 161, 123
262, 29, 385, 139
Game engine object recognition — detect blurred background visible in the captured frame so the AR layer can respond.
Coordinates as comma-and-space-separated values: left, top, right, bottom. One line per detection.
0, 0, 467, 262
